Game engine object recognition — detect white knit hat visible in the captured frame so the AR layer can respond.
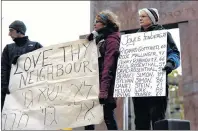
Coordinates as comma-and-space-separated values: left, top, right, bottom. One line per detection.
139, 8, 159, 25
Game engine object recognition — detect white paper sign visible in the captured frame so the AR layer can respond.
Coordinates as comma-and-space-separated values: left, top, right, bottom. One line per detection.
114, 30, 167, 97
2, 39, 103, 130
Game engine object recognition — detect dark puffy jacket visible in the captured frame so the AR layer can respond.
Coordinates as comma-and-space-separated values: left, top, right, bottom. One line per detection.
1, 36, 43, 94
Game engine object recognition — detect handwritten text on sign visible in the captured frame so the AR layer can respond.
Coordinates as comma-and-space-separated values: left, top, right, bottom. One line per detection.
2, 39, 103, 130
114, 30, 167, 97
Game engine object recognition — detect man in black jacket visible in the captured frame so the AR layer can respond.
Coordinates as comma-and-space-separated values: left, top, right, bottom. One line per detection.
1, 20, 43, 111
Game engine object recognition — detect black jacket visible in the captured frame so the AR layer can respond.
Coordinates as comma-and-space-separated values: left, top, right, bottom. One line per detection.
1, 36, 43, 94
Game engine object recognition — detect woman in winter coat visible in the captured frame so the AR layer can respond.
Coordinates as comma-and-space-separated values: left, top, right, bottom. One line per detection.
132, 8, 180, 130
85, 10, 121, 130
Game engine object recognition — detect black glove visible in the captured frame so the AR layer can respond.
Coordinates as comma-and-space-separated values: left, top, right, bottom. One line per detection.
99, 98, 108, 105
162, 61, 175, 74
12, 55, 20, 65
87, 31, 99, 41
2, 87, 10, 94
87, 33, 94, 41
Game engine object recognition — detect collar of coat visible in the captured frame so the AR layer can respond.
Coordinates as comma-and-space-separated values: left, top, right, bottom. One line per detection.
14, 36, 29, 46
137, 24, 164, 32
95, 26, 118, 44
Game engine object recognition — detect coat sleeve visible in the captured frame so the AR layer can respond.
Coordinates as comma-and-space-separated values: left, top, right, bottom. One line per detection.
167, 32, 180, 69
35, 42, 43, 49
100, 37, 120, 99
1, 45, 11, 92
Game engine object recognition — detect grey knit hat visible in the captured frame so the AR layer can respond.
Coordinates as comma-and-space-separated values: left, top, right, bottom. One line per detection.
9, 20, 26, 35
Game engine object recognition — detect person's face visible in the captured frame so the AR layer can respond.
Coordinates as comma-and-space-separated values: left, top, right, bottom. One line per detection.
94, 21, 105, 31
139, 11, 152, 27
8, 28, 21, 40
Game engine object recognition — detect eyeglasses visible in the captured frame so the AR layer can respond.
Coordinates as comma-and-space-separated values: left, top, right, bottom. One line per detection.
95, 20, 104, 24
139, 15, 149, 18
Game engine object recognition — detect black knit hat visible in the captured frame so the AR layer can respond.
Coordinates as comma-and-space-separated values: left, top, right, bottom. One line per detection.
9, 20, 26, 35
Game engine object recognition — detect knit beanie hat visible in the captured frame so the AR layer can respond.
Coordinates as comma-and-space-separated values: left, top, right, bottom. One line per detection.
9, 20, 26, 35
139, 8, 159, 25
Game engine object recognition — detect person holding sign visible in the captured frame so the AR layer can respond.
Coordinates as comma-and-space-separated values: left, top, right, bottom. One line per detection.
85, 10, 121, 130
132, 8, 180, 130
1, 20, 43, 111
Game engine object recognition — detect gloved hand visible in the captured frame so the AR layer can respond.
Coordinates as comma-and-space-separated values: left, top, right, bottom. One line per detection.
2, 87, 10, 94
162, 61, 175, 74
12, 55, 20, 65
87, 30, 99, 41
99, 98, 108, 105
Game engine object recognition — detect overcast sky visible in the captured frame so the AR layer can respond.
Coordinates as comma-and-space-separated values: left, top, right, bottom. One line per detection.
2, 1, 90, 48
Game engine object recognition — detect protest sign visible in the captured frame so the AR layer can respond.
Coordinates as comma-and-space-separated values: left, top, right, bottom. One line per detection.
2, 39, 103, 130
114, 30, 167, 97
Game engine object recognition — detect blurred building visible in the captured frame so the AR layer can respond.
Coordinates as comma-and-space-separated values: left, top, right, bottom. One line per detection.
80, 1, 198, 130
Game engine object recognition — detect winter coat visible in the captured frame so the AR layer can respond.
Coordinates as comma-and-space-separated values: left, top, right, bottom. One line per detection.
88, 26, 121, 108
1, 36, 43, 94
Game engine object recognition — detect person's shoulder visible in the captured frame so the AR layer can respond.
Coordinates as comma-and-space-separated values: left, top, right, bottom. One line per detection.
105, 32, 121, 47
7, 42, 15, 46
28, 40, 39, 44
1, 43, 15, 54
107, 32, 121, 41
153, 24, 165, 30
27, 40, 43, 48
6, 42, 15, 48
137, 28, 143, 32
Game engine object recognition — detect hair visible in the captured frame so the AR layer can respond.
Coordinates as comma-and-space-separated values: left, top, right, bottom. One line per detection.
95, 10, 120, 31
138, 9, 143, 15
